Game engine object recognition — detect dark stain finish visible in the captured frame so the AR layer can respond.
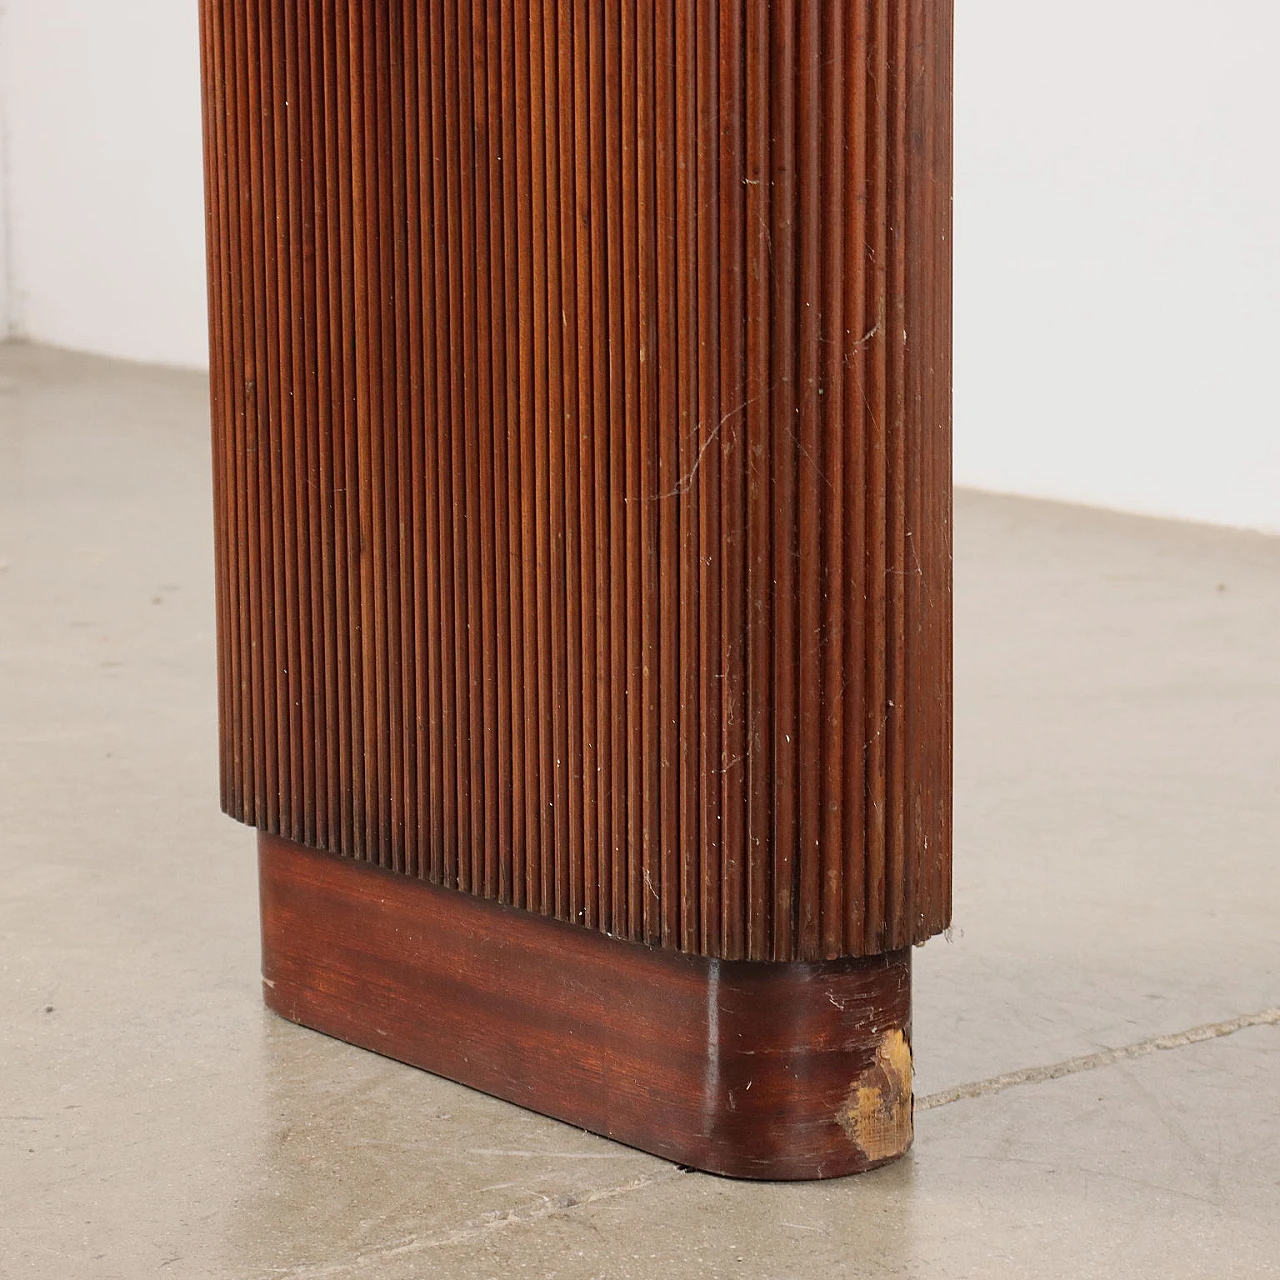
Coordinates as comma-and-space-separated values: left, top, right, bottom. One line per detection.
199, 0, 954, 964
261, 833, 913, 1180
202, 1, 952, 1177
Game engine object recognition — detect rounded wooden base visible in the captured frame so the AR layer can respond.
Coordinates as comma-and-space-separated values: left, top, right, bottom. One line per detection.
259, 833, 913, 1180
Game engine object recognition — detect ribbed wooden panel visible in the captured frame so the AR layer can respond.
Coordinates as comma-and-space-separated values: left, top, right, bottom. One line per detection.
200, 0, 952, 962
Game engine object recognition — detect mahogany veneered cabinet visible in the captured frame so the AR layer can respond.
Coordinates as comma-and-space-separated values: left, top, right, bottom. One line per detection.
199, 0, 952, 1179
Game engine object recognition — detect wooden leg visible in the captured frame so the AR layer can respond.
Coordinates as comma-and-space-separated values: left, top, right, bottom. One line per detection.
260, 833, 913, 1181
201, 2, 951, 1181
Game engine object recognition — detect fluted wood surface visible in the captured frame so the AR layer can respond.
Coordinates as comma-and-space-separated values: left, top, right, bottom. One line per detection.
200, 0, 953, 963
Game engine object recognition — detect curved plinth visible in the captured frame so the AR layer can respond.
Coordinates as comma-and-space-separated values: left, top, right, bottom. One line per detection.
260, 833, 913, 1180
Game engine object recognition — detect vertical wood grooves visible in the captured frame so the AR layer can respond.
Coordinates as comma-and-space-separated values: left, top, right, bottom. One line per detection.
201, 0, 953, 963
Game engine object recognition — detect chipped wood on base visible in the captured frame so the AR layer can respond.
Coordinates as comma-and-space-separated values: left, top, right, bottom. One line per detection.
261, 833, 914, 1180
841, 1029, 915, 1165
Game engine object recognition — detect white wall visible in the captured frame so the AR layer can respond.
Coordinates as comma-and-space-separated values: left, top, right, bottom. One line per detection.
0, 1, 1276, 530
0, 1, 12, 334
955, 0, 1280, 532
0, 0, 209, 368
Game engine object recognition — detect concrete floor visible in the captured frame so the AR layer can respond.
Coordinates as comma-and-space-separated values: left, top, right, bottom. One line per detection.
1, 340, 1277, 1279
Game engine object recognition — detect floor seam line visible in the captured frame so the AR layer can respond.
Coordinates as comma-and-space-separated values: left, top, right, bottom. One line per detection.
243, 1008, 1280, 1277
916, 1006, 1280, 1112
250, 1168, 689, 1278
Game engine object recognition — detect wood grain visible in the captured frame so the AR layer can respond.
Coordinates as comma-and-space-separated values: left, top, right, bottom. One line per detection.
260, 831, 914, 1180
200, 0, 953, 963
